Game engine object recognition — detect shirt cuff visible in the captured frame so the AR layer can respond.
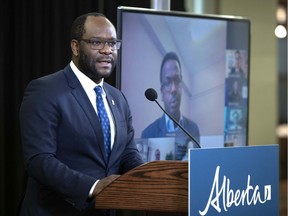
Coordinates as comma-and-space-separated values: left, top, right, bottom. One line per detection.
88, 179, 99, 198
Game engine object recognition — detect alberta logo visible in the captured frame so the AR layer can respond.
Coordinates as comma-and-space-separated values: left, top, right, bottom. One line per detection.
198, 166, 272, 216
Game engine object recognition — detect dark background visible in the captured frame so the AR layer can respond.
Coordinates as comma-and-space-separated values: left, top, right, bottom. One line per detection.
0, 0, 185, 215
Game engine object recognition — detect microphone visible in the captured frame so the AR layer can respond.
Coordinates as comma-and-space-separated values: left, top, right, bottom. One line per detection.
145, 88, 201, 148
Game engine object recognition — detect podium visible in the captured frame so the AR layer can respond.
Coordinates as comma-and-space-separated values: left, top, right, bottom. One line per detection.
95, 160, 188, 214
95, 145, 279, 216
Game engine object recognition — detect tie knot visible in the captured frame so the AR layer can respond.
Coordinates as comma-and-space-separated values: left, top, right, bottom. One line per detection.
95, 86, 102, 96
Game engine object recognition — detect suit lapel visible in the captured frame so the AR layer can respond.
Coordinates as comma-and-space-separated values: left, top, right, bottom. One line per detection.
63, 65, 107, 164
159, 115, 168, 136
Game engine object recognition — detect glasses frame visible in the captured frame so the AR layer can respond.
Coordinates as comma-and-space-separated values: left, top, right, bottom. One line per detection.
78, 38, 122, 50
161, 76, 182, 91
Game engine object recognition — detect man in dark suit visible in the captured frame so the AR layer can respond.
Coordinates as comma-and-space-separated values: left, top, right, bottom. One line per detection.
18, 12, 143, 215
228, 50, 246, 79
141, 52, 200, 149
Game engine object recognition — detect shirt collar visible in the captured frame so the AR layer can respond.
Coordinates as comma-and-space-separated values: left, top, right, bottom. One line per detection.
70, 61, 105, 95
164, 113, 183, 132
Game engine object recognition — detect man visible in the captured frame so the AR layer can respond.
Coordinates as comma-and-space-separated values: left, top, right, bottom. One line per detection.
229, 50, 246, 79
141, 52, 200, 149
18, 12, 143, 215
228, 79, 242, 104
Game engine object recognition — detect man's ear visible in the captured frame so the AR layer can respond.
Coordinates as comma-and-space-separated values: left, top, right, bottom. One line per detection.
71, 39, 79, 57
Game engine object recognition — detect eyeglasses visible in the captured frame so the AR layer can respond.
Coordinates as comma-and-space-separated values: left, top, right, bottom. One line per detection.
161, 76, 182, 91
79, 39, 121, 50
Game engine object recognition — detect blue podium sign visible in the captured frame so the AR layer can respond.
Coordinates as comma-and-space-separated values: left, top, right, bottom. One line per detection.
189, 145, 279, 216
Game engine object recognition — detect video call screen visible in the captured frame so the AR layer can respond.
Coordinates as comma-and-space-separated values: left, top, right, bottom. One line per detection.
116, 7, 250, 162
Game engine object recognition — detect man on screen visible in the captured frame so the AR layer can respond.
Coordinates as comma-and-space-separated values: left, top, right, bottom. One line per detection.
141, 51, 200, 149
229, 50, 246, 79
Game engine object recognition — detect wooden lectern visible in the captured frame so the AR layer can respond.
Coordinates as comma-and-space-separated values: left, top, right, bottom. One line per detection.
95, 161, 188, 214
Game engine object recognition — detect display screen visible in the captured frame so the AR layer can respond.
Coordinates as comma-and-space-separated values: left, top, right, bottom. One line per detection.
116, 6, 250, 161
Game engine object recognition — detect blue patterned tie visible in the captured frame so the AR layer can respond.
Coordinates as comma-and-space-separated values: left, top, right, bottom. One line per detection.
95, 86, 111, 160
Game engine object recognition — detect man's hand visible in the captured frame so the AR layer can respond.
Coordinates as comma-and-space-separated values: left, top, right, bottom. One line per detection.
92, 175, 120, 197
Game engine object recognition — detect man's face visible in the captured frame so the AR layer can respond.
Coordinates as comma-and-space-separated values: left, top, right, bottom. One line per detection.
160, 59, 182, 118
75, 16, 118, 83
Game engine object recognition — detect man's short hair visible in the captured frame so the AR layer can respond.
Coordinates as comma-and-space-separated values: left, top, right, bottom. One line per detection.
70, 12, 105, 40
160, 51, 181, 83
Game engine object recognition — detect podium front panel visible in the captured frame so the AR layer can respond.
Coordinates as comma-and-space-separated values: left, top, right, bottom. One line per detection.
189, 145, 279, 216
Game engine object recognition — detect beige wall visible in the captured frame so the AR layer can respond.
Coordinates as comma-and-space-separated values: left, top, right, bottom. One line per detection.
186, 0, 278, 146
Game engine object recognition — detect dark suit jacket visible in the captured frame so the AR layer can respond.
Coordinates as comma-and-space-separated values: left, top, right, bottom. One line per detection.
18, 64, 143, 215
141, 114, 200, 143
